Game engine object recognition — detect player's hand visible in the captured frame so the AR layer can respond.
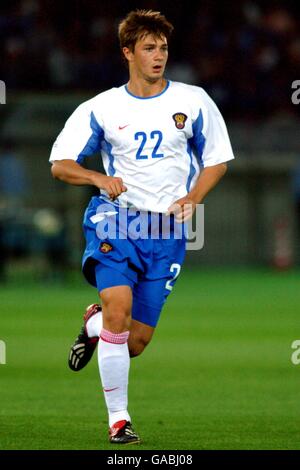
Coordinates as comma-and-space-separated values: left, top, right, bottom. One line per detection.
92, 174, 127, 200
166, 196, 196, 222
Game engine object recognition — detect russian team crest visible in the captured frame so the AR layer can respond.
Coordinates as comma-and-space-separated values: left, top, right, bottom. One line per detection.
172, 112, 188, 129
100, 242, 113, 253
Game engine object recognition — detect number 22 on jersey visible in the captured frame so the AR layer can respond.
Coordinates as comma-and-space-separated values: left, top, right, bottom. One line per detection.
135, 130, 164, 160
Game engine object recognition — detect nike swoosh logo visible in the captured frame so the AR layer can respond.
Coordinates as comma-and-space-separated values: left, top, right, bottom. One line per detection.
118, 124, 129, 130
103, 387, 119, 392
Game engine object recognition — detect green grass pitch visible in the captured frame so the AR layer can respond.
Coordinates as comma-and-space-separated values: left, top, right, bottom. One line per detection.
1, 268, 300, 450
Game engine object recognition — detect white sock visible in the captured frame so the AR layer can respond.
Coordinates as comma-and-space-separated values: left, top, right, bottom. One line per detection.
86, 311, 103, 338
98, 328, 131, 428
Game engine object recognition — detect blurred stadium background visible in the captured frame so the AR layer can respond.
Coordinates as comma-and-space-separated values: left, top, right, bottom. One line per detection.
1, 0, 300, 450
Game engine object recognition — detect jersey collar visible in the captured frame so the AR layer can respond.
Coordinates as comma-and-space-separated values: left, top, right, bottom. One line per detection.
124, 80, 170, 100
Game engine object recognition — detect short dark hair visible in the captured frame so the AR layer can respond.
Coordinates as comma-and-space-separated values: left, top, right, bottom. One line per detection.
118, 9, 174, 52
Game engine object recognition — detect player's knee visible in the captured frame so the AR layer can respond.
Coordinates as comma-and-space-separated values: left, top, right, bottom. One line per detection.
101, 297, 131, 331
104, 306, 131, 332
100, 291, 131, 332
129, 336, 150, 358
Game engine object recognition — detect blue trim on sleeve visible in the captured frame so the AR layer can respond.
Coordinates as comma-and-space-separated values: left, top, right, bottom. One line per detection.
102, 138, 116, 176
186, 140, 196, 192
76, 111, 104, 163
190, 110, 206, 167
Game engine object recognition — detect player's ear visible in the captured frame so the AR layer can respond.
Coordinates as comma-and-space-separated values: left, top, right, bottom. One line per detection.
122, 46, 134, 63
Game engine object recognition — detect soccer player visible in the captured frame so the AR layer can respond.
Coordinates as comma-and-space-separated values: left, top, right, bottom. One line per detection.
49, 9, 234, 444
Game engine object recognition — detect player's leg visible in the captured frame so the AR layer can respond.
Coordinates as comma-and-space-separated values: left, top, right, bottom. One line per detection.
96, 266, 140, 444
98, 285, 131, 423
100, 284, 131, 332
128, 319, 155, 357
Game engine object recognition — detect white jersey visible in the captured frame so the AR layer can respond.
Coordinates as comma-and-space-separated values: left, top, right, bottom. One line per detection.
50, 80, 234, 212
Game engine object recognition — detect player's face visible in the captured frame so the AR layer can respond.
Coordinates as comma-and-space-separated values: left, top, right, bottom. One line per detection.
125, 33, 168, 83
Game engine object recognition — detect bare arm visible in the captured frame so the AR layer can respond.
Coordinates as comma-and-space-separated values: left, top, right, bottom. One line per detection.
167, 163, 227, 221
51, 159, 127, 199
188, 163, 227, 204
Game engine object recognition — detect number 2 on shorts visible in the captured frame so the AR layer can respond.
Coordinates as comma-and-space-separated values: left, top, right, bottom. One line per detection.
165, 263, 181, 291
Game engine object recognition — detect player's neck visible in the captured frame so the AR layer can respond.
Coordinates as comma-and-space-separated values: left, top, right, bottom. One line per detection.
126, 77, 167, 98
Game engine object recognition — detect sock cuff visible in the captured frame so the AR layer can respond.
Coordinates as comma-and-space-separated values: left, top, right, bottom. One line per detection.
100, 328, 129, 344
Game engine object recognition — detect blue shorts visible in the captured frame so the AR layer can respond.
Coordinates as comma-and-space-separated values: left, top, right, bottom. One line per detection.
82, 196, 186, 327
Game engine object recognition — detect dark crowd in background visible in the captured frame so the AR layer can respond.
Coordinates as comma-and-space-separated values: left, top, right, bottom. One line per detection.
1, 0, 300, 120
